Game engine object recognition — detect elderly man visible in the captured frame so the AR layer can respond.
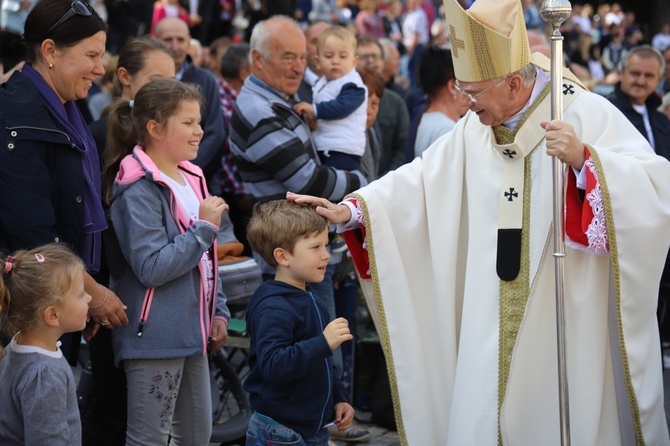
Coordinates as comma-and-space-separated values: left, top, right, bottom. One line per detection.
289, 0, 670, 444
155, 17, 225, 190
229, 16, 365, 204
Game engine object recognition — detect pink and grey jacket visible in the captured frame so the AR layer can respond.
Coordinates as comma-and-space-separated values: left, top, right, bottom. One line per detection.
108, 147, 230, 367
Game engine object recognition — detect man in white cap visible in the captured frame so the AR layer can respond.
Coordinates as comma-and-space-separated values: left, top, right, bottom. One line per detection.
288, 0, 670, 444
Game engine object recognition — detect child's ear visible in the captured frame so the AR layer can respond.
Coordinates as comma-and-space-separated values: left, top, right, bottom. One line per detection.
146, 119, 163, 140
273, 247, 290, 267
43, 305, 60, 328
117, 66, 131, 87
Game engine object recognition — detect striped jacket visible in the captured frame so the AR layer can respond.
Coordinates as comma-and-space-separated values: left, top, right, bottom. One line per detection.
228, 76, 366, 203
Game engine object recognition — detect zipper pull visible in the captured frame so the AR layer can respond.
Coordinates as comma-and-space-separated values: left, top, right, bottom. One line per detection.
137, 319, 146, 336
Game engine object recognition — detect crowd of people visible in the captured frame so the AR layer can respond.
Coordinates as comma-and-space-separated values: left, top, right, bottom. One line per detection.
1, 0, 670, 445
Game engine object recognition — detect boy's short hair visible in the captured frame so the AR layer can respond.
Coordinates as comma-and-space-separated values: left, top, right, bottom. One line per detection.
247, 200, 329, 267
317, 26, 357, 55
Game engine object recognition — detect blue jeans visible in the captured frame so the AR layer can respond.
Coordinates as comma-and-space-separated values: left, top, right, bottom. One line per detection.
245, 412, 329, 446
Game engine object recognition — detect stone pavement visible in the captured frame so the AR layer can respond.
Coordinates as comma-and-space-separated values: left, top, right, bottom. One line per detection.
76, 359, 670, 446
333, 364, 670, 446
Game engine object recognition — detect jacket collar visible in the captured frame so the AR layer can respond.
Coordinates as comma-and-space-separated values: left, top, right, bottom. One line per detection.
114, 146, 207, 198
247, 75, 297, 105
613, 82, 663, 111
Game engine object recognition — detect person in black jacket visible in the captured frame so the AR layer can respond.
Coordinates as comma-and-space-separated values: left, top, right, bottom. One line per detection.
244, 200, 361, 444
607, 45, 670, 161
0, 0, 128, 360
607, 44, 670, 350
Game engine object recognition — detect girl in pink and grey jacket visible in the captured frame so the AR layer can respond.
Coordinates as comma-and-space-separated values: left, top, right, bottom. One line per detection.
106, 78, 230, 445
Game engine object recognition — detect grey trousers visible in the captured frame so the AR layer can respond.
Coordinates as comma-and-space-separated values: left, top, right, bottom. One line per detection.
124, 355, 211, 446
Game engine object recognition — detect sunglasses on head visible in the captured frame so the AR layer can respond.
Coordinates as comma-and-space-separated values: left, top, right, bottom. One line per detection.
45, 1, 92, 38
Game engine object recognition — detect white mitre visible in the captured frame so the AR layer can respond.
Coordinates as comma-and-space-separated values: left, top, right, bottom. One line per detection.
443, 0, 531, 82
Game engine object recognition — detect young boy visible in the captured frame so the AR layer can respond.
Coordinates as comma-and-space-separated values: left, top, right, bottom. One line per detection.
244, 200, 355, 445
294, 26, 368, 172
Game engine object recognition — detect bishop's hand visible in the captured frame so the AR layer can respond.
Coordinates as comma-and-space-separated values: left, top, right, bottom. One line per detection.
286, 192, 352, 224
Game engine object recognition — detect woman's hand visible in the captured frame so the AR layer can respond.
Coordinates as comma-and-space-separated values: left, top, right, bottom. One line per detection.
286, 192, 352, 224
84, 273, 128, 338
88, 287, 128, 328
84, 287, 128, 341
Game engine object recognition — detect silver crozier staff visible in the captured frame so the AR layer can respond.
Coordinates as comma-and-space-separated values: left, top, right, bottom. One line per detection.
540, 1, 573, 445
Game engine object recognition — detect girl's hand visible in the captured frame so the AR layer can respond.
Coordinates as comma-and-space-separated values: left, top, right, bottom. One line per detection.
199, 196, 228, 226
210, 319, 229, 351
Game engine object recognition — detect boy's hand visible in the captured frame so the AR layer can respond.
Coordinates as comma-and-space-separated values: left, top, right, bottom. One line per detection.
294, 101, 314, 116
333, 402, 355, 431
294, 102, 317, 129
199, 196, 228, 226
323, 317, 353, 350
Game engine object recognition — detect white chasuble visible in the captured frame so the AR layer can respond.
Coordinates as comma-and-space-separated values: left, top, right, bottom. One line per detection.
350, 62, 670, 445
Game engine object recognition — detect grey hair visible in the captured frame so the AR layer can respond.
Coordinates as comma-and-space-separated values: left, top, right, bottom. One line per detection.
622, 45, 665, 78
250, 16, 301, 61
492, 63, 537, 87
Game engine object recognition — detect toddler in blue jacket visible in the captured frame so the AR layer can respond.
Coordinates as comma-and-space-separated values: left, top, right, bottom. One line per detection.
244, 200, 355, 445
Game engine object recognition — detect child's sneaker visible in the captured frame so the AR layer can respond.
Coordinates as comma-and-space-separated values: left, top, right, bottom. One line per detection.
328, 426, 372, 442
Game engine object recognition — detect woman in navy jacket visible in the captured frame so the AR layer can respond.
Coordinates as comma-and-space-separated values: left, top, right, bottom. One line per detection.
0, 0, 128, 361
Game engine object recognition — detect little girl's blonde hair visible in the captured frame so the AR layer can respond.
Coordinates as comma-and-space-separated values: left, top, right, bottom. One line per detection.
0, 244, 84, 355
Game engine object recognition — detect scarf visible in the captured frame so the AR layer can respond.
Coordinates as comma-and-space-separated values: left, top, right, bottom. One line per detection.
22, 64, 107, 273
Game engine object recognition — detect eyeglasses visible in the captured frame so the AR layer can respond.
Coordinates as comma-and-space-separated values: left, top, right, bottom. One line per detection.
358, 53, 382, 61
45, 1, 92, 38
454, 80, 497, 103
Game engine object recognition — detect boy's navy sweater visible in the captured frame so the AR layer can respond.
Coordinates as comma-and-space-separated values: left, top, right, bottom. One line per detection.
244, 280, 347, 438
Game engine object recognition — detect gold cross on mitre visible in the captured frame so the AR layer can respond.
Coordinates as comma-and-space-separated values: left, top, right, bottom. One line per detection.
443, 0, 531, 83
